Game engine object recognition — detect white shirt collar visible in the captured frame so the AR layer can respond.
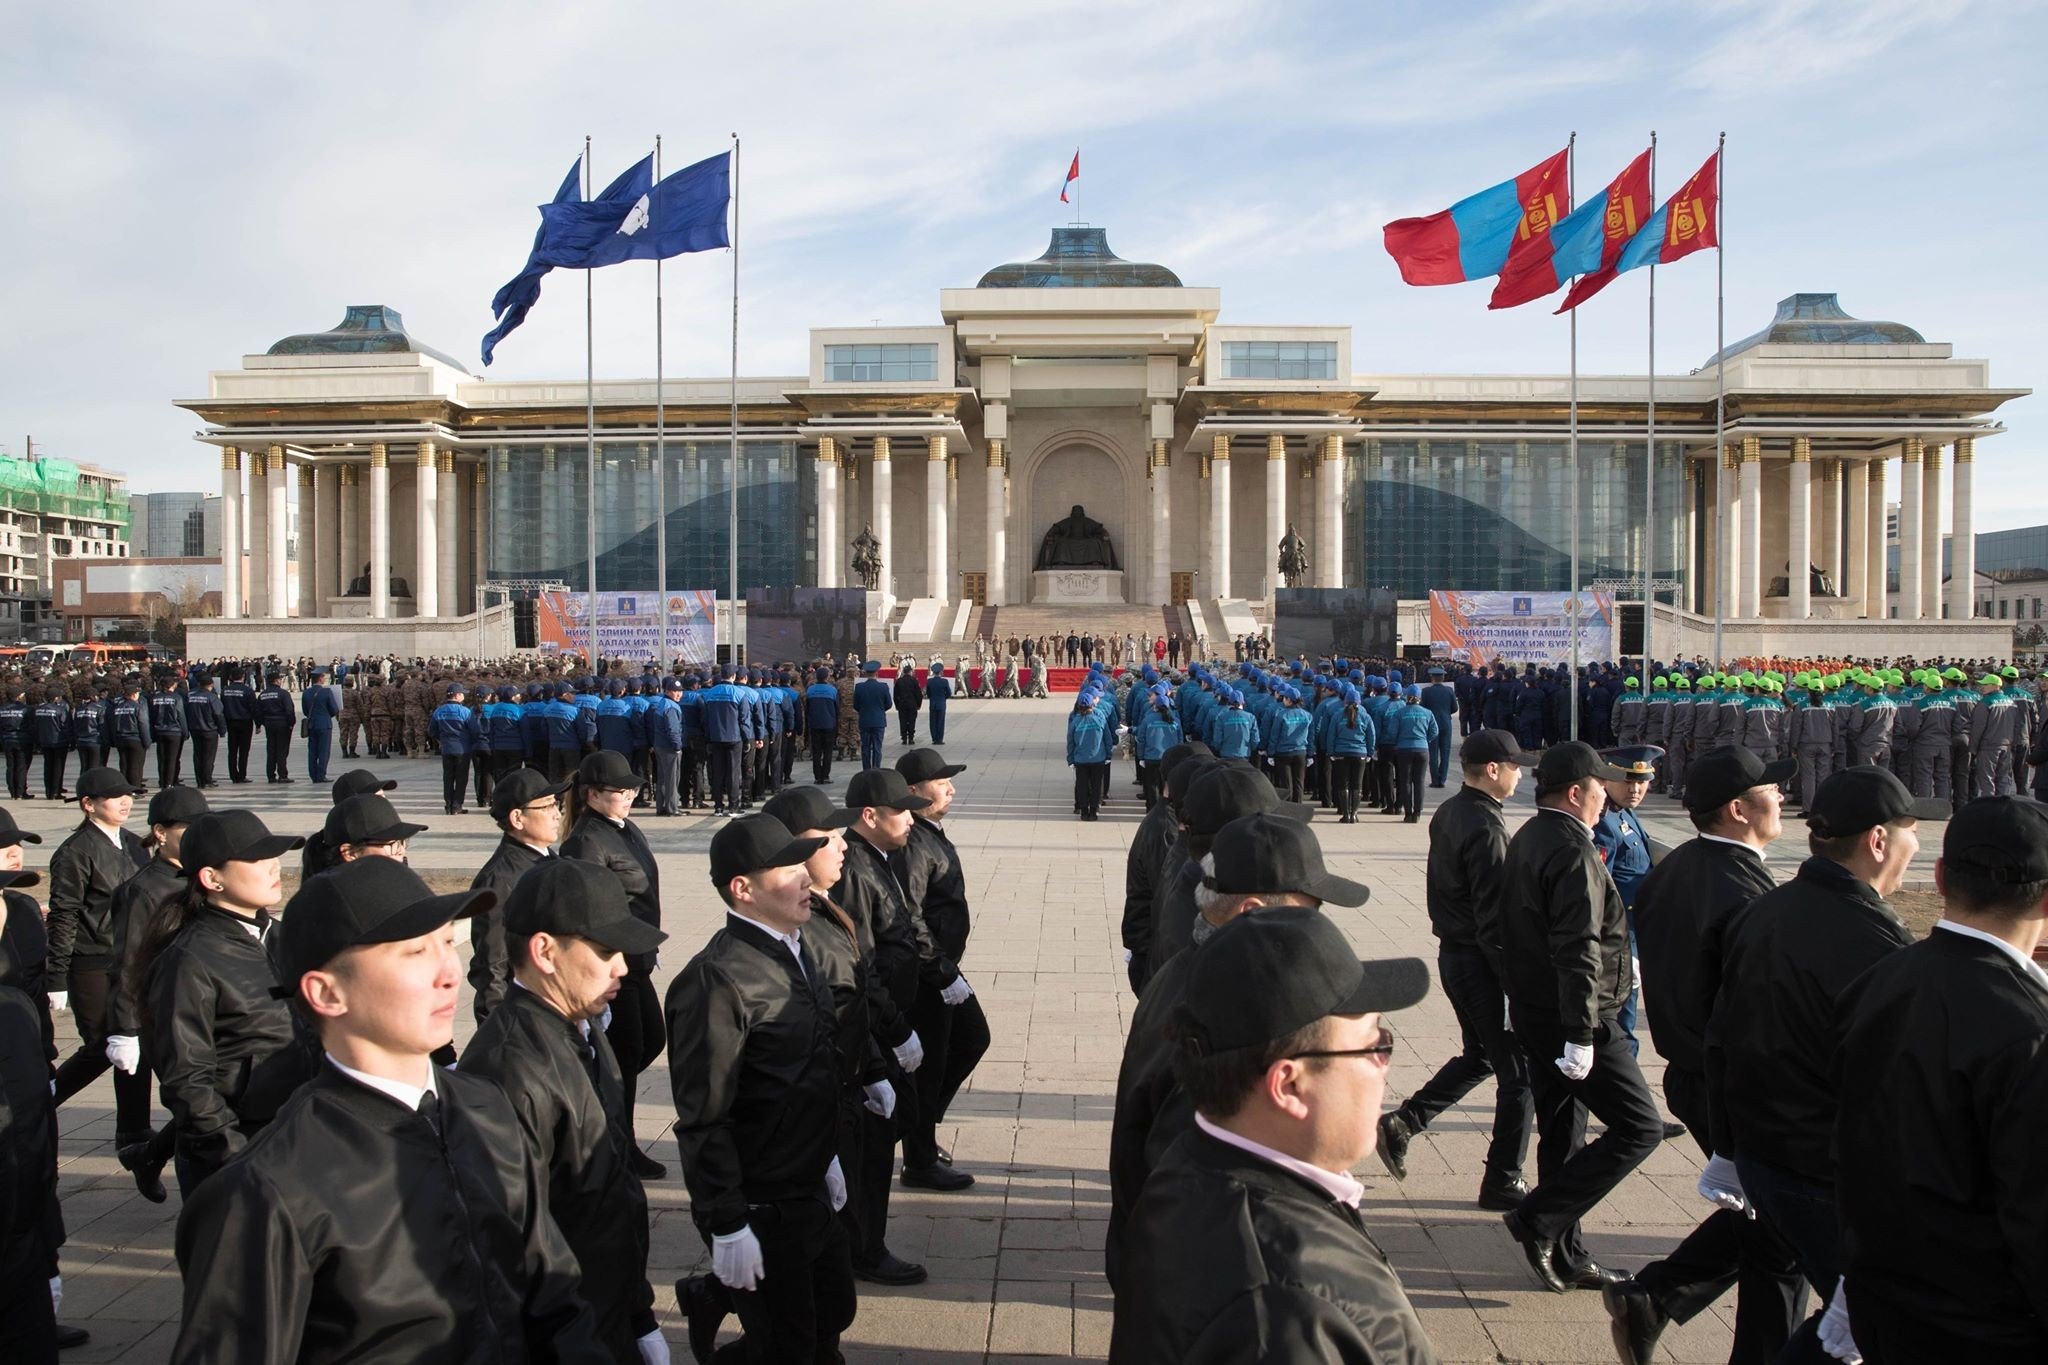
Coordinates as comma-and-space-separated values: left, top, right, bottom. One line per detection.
1934, 920, 2048, 992
727, 909, 806, 971
1193, 1112, 1364, 1209
93, 820, 126, 850
1696, 832, 1767, 862
326, 1053, 438, 1111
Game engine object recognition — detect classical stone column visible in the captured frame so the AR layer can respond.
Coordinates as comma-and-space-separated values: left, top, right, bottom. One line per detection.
816, 438, 840, 589
266, 446, 289, 618
1737, 436, 1762, 619
414, 442, 440, 617
1897, 438, 1923, 621
986, 439, 1007, 606
1863, 457, 1886, 619
1951, 437, 1976, 620
1264, 433, 1285, 599
338, 464, 360, 605
438, 449, 459, 616
871, 437, 893, 598
1713, 444, 1733, 617
1788, 436, 1812, 619
1921, 441, 1943, 617
1819, 459, 1843, 594
1149, 439, 1170, 606
1209, 433, 1231, 599
471, 461, 488, 607
1846, 457, 1868, 612
1319, 434, 1344, 587
297, 465, 318, 620
219, 447, 242, 619
369, 442, 392, 619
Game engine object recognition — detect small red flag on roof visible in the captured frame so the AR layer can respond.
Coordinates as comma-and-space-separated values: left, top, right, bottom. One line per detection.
1059, 150, 1080, 204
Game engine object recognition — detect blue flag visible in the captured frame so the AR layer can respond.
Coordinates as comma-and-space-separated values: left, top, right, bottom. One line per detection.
481, 155, 654, 366
533, 151, 729, 270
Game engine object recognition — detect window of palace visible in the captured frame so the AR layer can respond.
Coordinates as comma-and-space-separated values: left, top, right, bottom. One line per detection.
824, 343, 938, 383
1220, 340, 1338, 381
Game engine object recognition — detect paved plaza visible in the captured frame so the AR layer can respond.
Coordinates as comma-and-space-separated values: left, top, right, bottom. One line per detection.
38, 695, 1943, 1363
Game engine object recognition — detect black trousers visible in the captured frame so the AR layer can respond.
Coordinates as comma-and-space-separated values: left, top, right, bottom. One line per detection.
1331, 755, 1365, 818
1632, 1067, 1804, 1358
262, 723, 292, 780
225, 719, 254, 780
604, 966, 664, 1097
811, 728, 833, 783
780, 731, 796, 785
898, 711, 918, 745
1138, 760, 1160, 809
1394, 943, 1532, 1178
1272, 753, 1305, 803
698, 1193, 855, 1365
682, 740, 705, 807
708, 741, 742, 811
546, 747, 579, 783
844, 1066, 909, 1266
902, 992, 990, 1170
190, 731, 219, 785
441, 753, 469, 812
51, 965, 156, 1138
39, 747, 66, 799
1511, 1014, 1663, 1274
0, 1227, 56, 1365
3, 746, 27, 799
155, 734, 185, 787
115, 740, 147, 787
751, 740, 775, 799
1395, 749, 1427, 818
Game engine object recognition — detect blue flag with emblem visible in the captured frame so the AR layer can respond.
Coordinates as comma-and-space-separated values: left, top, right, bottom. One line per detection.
533, 151, 729, 270
480, 157, 583, 366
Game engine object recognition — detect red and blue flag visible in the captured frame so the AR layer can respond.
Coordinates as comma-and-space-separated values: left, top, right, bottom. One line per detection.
1383, 147, 1569, 287
1489, 148, 1651, 310
1557, 150, 1718, 311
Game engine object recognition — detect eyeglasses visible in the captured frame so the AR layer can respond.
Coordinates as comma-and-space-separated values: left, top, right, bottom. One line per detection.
1292, 1025, 1396, 1065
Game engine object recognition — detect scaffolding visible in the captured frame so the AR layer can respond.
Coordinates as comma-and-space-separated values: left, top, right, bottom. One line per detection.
0, 456, 131, 527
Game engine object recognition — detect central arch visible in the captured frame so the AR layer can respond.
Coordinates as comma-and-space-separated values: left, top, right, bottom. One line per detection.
1021, 436, 1133, 602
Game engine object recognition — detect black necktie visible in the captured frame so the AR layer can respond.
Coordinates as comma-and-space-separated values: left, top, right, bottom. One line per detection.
417, 1090, 442, 1136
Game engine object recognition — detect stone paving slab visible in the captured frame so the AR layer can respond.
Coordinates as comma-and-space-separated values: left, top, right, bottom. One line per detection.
25, 696, 1922, 1361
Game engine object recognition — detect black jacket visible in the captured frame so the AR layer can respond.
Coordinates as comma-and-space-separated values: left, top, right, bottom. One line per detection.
805, 892, 894, 1085
1146, 850, 1201, 980
1631, 837, 1775, 1075
893, 673, 922, 715
1107, 938, 1201, 1293
1424, 785, 1508, 949
1834, 930, 2048, 1358
1112, 1126, 1438, 1364
839, 832, 950, 1012
459, 986, 655, 1362
559, 815, 660, 974
0, 893, 57, 1245
171, 1063, 609, 1365
2, 889, 54, 1064
144, 904, 314, 1182
45, 818, 150, 982
469, 838, 552, 1023
108, 854, 186, 1035
1121, 799, 1181, 973
1708, 856, 1910, 1181
1491, 809, 1630, 1045
665, 915, 840, 1236
891, 815, 971, 964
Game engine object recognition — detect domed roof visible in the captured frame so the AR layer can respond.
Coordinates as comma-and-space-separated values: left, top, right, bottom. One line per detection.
976, 227, 1181, 288
267, 305, 469, 371
1705, 293, 1924, 366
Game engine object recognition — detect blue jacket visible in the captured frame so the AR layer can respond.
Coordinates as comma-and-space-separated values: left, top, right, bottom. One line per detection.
484, 700, 525, 752
542, 697, 592, 751
1420, 682, 1458, 727
106, 695, 153, 747
254, 685, 295, 728
646, 695, 685, 752
595, 696, 637, 754
1325, 705, 1379, 757
1210, 709, 1258, 760
521, 697, 549, 757
69, 699, 103, 748
301, 686, 341, 732
183, 689, 224, 736
1264, 706, 1313, 757
219, 681, 255, 724
925, 674, 952, 708
697, 682, 744, 745
805, 683, 840, 732
852, 678, 892, 729
1384, 702, 1439, 752
148, 689, 188, 738
431, 702, 481, 756
1136, 709, 1179, 762
1066, 706, 1112, 765
1592, 807, 1653, 909
678, 691, 703, 744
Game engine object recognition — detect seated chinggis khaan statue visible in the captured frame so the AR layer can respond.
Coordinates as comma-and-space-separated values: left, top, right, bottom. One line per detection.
1035, 505, 1119, 570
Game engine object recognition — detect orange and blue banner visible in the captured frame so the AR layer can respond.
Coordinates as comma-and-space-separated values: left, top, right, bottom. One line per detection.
1490, 148, 1652, 310
1383, 147, 1569, 287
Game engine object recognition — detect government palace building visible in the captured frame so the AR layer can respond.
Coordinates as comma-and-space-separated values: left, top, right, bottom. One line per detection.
180, 226, 2025, 659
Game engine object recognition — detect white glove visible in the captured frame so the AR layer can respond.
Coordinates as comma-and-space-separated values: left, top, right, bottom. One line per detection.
1554, 1041, 1593, 1080
710, 1225, 765, 1291
1631, 954, 1643, 993
1697, 1153, 1753, 1216
49, 1275, 61, 1316
939, 974, 973, 1006
637, 1329, 671, 1365
106, 1034, 142, 1075
862, 1078, 896, 1119
1817, 1285, 1862, 1364
49, 991, 68, 1013
892, 1031, 925, 1073
1121, 947, 1133, 965
824, 1155, 847, 1212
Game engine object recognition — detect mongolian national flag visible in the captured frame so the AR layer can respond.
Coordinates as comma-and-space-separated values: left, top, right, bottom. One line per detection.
1382, 147, 1569, 286
1490, 148, 1651, 310
1557, 150, 1718, 311
1059, 150, 1080, 203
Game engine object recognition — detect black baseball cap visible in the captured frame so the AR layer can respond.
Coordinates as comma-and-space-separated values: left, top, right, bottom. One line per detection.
845, 768, 931, 812
275, 858, 493, 998
1171, 906, 1429, 1056
332, 770, 397, 803
1805, 766, 1915, 838
1461, 729, 1540, 767
490, 766, 571, 822
1535, 741, 1628, 789
1183, 765, 1313, 836
1683, 745, 1797, 813
1206, 813, 1369, 906
324, 793, 427, 848
1943, 797, 2048, 884
896, 748, 966, 785
0, 808, 43, 847
709, 814, 827, 888
502, 857, 666, 955
147, 786, 209, 828
76, 767, 144, 800
577, 750, 638, 791
1601, 745, 1666, 780
762, 786, 856, 833
181, 809, 304, 877
1166, 755, 1223, 807
0, 869, 40, 890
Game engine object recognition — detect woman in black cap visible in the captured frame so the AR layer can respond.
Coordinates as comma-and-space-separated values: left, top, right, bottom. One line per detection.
136, 809, 311, 1194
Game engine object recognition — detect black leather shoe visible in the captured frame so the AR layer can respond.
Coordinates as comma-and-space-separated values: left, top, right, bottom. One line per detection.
118, 1138, 168, 1204
1661, 1119, 1688, 1142
56, 1324, 90, 1350
1602, 1278, 1670, 1365
1501, 1210, 1570, 1293
934, 1144, 953, 1166
1568, 1259, 1627, 1290
902, 1162, 975, 1191
851, 1250, 928, 1285
1376, 1112, 1413, 1180
1476, 1173, 1529, 1211
628, 1146, 667, 1180
676, 1273, 727, 1363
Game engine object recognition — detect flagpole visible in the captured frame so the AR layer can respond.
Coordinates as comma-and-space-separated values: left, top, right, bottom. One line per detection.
1643, 129, 1657, 699
584, 134, 600, 671
1567, 131, 1580, 740
1711, 131, 1727, 665
654, 134, 669, 673
728, 132, 740, 666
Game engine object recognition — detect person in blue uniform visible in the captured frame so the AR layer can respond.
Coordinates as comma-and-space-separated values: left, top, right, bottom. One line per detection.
1512, 673, 1547, 755
254, 671, 295, 784
299, 668, 341, 786
218, 667, 255, 784
482, 684, 526, 797
1421, 667, 1459, 787
925, 667, 952, 746
183, 673, 224, 788
148, 673, 189, 789
431, 683, 482, 815
1065, 688, 1113, 820
853, 662, 892, 772
1592, 745, 1661, 1060
1386, 685, 1440, 823
106, 675, 154, 790
805, 668, 842, 783
697, 668, 746, 813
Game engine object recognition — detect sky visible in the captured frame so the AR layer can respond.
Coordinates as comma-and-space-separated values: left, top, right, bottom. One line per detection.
4, 0, 2043, 526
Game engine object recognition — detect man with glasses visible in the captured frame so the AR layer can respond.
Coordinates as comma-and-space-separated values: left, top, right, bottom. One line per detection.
467, 767, 570, 1027
1111, 905, 1432, 1361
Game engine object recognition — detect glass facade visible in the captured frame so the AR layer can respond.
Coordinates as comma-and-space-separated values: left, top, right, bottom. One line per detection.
1221, 340, 1337, 381
824, 343, 938, 383
1343, 438, 1688, 601
487, 440, 814, 593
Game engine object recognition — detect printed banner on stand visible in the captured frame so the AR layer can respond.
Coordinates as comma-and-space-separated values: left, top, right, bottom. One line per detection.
1429, 590, 1612, 668
535, 590, 718, 665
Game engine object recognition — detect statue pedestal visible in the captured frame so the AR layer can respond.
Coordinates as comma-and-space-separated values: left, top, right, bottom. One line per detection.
1033, 569, 1124, 604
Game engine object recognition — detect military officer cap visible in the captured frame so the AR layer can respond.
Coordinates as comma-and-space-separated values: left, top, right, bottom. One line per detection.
1601, 745, 1665, 779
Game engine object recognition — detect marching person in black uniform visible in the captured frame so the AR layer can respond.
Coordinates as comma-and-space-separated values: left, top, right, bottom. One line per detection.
1605, 744, 1806, 1361
1828, 796, 2048, 1362
459, 858, 670, 1365
668, 814, 858, 1364
467, 767, 569, 1028
1120, 746, 1212, 996
1148, 764, 1312, 976
1111, 906, 1434, 1362
106, 675, 152, 790
219, 667, 255, 784
255, 669, 296, 783
46, 768, 152, 1124
1377, 729, 1537, 1212
1489, 742, 1662, 1295
31, 687, 70, 801
148, 672, 188, 789
170, 856, 609, 1364
182, 672, 223, 788
890, 749, 988, 1190
0, 854, 59, 1362
559, 750, 666, 1178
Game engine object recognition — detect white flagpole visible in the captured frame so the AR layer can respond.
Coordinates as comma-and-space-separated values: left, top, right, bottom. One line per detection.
1567, 131, 1581, 739
728, 133, 740, 665
1643, 129, 1657, 700
654, 134, 668, 672
1711, 132, 1727, 665
584, 134, 599, 671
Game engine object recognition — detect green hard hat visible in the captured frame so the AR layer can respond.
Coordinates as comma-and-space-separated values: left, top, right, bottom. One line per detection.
2003, 665, 2020, 678
1944, 667, 1967, 681
1980, 673, 2003, 687
1625, 676, 1639, 688
1673, 676, 1691, 690
1651, 675, 1667, 688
